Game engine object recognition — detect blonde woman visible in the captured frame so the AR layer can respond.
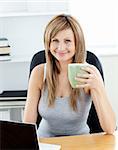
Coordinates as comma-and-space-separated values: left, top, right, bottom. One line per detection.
24, 14, 116, 137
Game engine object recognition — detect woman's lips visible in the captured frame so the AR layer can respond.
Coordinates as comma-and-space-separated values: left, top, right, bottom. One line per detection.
56, 51, 69, 56
58, 52, 66, 57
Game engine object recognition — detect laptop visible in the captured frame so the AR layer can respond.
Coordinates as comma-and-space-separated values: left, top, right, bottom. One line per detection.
0, 120, 39, 150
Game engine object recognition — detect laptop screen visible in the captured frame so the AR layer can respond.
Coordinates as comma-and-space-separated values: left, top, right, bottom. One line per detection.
0, 120, 39, 150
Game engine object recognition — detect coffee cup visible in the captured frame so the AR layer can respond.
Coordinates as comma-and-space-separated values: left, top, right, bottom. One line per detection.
68, 63, 89, 88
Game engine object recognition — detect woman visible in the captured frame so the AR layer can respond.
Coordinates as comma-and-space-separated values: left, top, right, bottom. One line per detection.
23, 14, 116, 137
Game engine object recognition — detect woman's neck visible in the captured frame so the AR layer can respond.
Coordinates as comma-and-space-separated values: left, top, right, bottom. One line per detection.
59, 62, 68, 73
59, 60, 72, 73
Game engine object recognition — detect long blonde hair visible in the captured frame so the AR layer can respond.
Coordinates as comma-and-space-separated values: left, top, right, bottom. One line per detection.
44, 14, 86, 111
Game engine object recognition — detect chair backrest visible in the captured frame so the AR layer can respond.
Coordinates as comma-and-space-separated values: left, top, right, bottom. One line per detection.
29, 50, 104, 133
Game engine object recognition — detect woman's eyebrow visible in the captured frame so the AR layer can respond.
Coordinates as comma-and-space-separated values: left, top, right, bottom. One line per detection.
51, 37, 72, 40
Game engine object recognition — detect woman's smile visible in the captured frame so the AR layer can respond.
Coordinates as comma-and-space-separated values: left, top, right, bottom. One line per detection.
55, 51, 69, 57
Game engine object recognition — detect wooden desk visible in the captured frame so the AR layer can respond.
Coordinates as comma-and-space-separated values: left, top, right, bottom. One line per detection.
39, 131, 118, 150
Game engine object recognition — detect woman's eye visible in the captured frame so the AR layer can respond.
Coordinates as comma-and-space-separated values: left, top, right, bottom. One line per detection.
65, 39, 71, 43
52, 39, 58, 43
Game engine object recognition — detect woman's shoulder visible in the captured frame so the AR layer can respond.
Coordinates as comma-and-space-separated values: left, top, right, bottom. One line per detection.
29, 63, 46, 89
31, 63, 45, 75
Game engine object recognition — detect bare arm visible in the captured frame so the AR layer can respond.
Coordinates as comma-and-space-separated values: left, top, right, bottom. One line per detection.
76, 64, 116, 134
23, 64, 44, 124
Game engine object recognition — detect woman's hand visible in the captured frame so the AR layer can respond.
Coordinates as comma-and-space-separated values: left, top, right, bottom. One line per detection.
75, 64, 104, 93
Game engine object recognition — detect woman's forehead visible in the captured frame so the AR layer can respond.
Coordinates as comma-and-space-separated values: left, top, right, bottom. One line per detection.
52, 28, 74, 39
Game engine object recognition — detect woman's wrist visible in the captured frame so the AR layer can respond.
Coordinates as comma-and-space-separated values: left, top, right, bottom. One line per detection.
90, 85, 107, 102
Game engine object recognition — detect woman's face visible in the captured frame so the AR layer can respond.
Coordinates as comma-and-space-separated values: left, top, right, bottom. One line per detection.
50, 28, 75, 63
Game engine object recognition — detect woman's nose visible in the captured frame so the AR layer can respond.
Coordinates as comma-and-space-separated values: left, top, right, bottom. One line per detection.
57, 43, 66, 51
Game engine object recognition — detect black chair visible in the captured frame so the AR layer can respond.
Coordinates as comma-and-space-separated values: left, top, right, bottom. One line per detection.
29, 50, 104, 133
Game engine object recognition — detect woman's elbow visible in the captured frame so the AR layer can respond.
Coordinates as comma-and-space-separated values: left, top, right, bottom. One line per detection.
104, 126, 116, 135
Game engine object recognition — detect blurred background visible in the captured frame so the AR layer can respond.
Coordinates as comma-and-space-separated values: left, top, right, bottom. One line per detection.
0, 0, 118, 126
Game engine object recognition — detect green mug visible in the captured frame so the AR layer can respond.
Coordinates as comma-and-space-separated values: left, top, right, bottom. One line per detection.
68, 63, 89, 88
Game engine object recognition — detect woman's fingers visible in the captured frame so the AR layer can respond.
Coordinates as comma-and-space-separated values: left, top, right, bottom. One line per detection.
75, 72, 95, 89
77, 73, 94, 79
76, 83, 90, 88
81, 65, 97, 74
75, 64, 104, 89
75, 77, 88, 83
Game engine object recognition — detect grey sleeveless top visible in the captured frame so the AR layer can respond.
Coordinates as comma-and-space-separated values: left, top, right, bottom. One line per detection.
37, 64, 92, 137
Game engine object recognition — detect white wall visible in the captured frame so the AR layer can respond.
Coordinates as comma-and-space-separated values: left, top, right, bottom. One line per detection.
0, 15, 53, 57
69, 0, 118, 55
99, 55, 118, 126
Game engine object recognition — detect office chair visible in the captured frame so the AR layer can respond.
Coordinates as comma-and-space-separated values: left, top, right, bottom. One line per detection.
29, 50, 104, 133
